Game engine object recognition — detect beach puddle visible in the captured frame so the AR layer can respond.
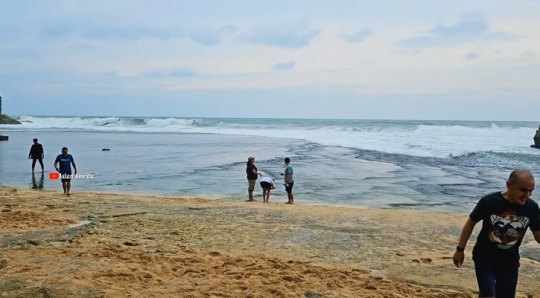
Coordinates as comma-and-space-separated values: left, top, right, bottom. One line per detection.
68, 220, 92, 228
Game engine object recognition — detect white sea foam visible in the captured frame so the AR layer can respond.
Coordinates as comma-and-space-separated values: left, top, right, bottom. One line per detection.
2, 116, 538, 158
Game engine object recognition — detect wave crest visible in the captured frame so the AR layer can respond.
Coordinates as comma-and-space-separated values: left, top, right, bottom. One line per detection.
4, 116, 539, 160
17, 116, 200, 128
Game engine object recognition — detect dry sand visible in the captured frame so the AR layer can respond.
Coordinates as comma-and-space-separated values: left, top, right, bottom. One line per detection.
1, 186, 539, 297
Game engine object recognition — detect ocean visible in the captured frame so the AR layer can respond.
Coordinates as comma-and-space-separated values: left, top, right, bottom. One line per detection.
1, 116, 539, 213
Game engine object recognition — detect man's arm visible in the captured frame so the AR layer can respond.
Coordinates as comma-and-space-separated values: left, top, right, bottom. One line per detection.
71, 156, 77, 174
40, 145, 44, 159
453, 217, 478, 268
457, 197, 486, 249
54, 160, 59, 171
251, 166, 260, 176
457, 217, 478, 249
28, 145, 33, 159
453, 196, 486, 268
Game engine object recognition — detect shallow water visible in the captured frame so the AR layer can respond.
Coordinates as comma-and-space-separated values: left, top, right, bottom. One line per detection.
1, 116, 539, 213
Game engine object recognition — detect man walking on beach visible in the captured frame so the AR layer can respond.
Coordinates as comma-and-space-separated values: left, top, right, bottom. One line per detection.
54, 147, 77, 196
453, 169, 540, 298
259, 176, 276, 203
280, 157, 294, 204
28, 138, 44, 173
246, 156, 261, 201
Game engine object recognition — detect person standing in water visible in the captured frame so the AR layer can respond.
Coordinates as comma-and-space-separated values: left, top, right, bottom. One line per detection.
28, 138, 44, 173
453, 169, 540, 298
54, 147, 77, 196
280, 157, 294, 204
246, 156, 261, 201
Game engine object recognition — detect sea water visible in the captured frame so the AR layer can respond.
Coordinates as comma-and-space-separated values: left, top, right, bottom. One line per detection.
0, 116, 538, 213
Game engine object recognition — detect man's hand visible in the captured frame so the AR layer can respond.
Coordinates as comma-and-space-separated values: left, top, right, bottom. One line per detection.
453, 250, 464, 268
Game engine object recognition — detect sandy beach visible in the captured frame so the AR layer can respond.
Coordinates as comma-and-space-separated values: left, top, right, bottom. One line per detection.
1, 186, 539, 297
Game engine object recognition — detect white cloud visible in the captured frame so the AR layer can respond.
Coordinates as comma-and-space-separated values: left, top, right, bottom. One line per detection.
1, 0, 540, 119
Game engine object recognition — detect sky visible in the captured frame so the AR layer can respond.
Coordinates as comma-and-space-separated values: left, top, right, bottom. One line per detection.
1, 0, 540, 120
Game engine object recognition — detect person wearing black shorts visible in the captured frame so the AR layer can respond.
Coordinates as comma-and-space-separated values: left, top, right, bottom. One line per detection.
54, 147, 77, 196
280, 157, 294, 204
28, 138, 44, 172
453, 169, 540, 297
259, 176, 276, 203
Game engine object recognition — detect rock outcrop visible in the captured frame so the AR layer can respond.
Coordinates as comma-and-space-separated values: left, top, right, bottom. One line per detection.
0, 115, 21, 124
533, 124, 540, 148
0, 114, 21, 124
0, 96, 21, 124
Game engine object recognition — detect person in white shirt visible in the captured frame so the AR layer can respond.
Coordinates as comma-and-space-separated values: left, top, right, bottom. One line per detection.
259, 176, 276, 203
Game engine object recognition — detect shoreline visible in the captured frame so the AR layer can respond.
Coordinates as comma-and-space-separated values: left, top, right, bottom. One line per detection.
1, 186, 539, 297
4, 178, 475, 215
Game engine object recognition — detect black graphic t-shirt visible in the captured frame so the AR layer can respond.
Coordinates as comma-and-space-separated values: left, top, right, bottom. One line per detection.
470, 191, 540, 263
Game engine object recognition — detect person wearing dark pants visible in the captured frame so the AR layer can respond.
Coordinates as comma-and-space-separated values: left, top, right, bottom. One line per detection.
453, 169, 540, 298
28, 138, 44, 172
54, 147, 77, 196
280, 157, 294, 204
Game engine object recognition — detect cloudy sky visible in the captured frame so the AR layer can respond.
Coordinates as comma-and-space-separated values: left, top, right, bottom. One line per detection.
1, 0, 539, 120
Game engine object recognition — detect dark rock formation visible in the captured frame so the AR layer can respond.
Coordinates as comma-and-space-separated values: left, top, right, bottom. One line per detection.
533, 124, 540, 148
0, 96, 21, 124
0, 114, 20, 124
0, 135, 8, 141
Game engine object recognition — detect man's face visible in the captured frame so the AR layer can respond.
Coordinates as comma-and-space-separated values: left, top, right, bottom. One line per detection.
62, 149, 68, 155
507, 177, 535, 205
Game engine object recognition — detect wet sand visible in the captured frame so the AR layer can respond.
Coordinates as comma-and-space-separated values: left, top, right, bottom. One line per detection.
1, 186, 539, 297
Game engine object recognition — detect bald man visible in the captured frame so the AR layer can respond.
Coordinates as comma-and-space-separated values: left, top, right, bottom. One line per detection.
453, 169, 540, 298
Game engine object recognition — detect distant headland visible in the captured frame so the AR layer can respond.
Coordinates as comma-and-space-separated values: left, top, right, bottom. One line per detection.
0, 96, 21, 124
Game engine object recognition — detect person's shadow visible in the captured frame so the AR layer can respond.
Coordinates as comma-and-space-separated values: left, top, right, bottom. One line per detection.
31, 172, 44, 190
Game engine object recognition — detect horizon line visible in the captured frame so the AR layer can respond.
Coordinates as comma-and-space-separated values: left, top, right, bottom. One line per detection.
7, 114, 540, 123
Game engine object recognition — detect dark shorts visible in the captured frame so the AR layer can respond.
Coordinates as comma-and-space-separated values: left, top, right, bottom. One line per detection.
285, 181, 294, 193
61, 173, 71, 183
473, 254, 519, 298
260, 181, 272, 189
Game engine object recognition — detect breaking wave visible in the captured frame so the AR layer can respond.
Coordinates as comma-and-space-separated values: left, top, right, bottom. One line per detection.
2, 116, 538, 160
